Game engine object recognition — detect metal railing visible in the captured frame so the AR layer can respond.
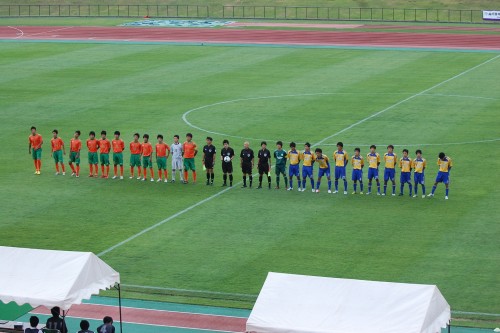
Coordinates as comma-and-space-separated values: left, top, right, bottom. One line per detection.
0, 4, 495, 24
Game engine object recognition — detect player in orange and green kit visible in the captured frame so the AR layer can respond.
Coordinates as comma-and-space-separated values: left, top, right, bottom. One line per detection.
141, 134, 155, 182
99, 130, 111, 178
68, 130, 82, 178
156, 134, 170, 183
50, 129, 66, 176
28, 126, 43, 175
129, 133, 143, 179
182, 133, 198, 184
87, 131, 100, 178
112, 130, 125, 180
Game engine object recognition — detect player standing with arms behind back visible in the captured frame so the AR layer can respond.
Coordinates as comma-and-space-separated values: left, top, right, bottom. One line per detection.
257, 141, 272, 189
87, 131, 99, 178
99, 131, 111, 178
220, 139, 234, 187
428, 152, 453, 200
412, 150, 426, 198
156, 134, 170, 183
333, 142, 348, 194
274, 141, 288, 190
182, 133, 197, 184
366, 145, 381, 195
351, 148, 364, 194
170, 135, 183, 183
112, 130, 125, 180
240, 141, 254, 188
129, 133, 143, 179
68, 130, 82, 178
399, 149, 413, 196
28, 126, 43, 175
202, 137, 216, 185
50, 129, 65, 176
301, 142, 316, 192
141, 134, 154, 182
383, 145, 397, 196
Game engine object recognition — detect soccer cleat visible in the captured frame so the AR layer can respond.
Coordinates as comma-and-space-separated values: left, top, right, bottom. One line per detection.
377, 192, 381, 196
112, 176, 118, 179
76, 175, 80, 178
312, 189, 316, 193
129, 176, 134, 179
445, 196, 449, 200
120, 176, 124, 180
360, 192, 363, 194
62, 172, 66, 176
344, 191, 348, 195
89, 174, 94, 177
352, 191, 356, 195
137, 176, 141, 180
171, 179, 175, 183
164, 179, 168, 183
427, 193, 434, 197
101, 175, 107, 178
71, 172, 76, 177
412, 195, 417, 198
422, 195, 425, 198
34, 171, 38, 175
141, 178, 146, 181
157, 178, 162, 182
315, 189, 320, 193
366, 192, 371, 195
222, 183, 227, 187
333, 190, 338, 194
241, 185, 247, 188
392, 193, 396, 196
328, 190, 332, 194
399, 193, 404, 196
275, 186, 280, 189
382, 193, 386, 196
257, 185, 262, 189
150, 178, 154, 182
287, 187, 293, 191
55, 172, 59, 176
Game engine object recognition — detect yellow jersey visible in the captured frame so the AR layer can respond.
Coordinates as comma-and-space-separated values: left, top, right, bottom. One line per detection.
412, 158, 426, 173
351, 155, 364, 170
384, 152, 397, 169
333, 150, 348, 167
287, 149, 302, 166
301, 151, 316, 167
399, 157, 412, 172
438, 157, 453, 172
316, 154, 330, 169
366, 152, 380, 169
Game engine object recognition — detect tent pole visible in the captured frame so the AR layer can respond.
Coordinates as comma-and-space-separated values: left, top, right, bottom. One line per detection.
118, 283, 123, 333
448, 321, 451, 333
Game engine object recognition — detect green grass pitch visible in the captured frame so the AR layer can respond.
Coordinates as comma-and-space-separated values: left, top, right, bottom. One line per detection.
0, 41, 499, 317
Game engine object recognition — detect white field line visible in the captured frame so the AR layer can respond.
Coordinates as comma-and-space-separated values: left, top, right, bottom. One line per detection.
313, 53, 500, 146
7, 26, 24, 39
98, 54, 500, 258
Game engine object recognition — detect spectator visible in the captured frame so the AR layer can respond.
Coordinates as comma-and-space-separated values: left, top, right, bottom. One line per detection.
96, 316, 115, 333
24, 316, 42, 333
78, 320, 94, 333
45, 306, 68, 333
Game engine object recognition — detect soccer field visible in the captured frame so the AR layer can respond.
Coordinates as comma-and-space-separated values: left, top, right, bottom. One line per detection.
1, 41, 499, 317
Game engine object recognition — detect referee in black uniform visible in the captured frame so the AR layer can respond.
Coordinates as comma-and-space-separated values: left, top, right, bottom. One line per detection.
221, 139, 235, 187
202, 137, 216, 185
240, 141, 254, 188
257, 141, 272, 189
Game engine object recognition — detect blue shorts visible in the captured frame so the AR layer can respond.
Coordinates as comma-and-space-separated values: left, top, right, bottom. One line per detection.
435, 171, 449, 184
367, 168, 379, 180
302, 166, 313, 178
352, 169, 362, 181
414, 172, 425, 184
318, 168, 330, 178
384, 168, 395, 181
289, 164, 300, 177
334, 166, 346, 179
400, 172, 411, 183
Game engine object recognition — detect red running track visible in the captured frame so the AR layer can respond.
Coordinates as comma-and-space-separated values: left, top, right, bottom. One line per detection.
32, 303, 247, 332
1, 26, 500, 50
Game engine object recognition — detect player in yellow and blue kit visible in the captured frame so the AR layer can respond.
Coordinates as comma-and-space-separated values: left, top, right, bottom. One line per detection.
333, 142, 348, 194
351, 148, 364, 194
428, 152, 452, 200
383, 145, 397, 196
399, 149, 413, 196
366, 145, 381, 195
301, 142, 316, 192
314, 148, 332, 193
412, 149, 426, 198
287, 142, 302, 191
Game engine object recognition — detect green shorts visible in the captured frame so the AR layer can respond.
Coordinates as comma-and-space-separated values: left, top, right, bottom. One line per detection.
130, 154, 141, 167
100, 153, 110, 166
32, 148, 42, 160
52, 150, 63, 164
275, 164, 286, 175
113, 152, 123, 166
88, 152, 98, 165
157, 157, 167, 170
183, 158, 196, 171
142, 156, 153, 168
69, 151, 80, 165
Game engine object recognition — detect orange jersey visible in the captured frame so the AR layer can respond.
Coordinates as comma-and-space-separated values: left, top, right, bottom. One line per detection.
130, 141, 142, 155
112, 139, 124, 153
51, 137, 64, 152
183, 141, 197, 158
86, 139, 99, 153
99, 139, 111, 154
142, 142, 153, 157
70, 138, 82, 152
29, 134, 43, 150
156, 143, 170, 158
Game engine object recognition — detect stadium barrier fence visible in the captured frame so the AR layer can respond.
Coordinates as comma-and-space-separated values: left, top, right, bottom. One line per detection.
0, 4, 497, 24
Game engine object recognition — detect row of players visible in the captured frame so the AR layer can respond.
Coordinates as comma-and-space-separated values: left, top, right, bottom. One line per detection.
27, 126, 453, 199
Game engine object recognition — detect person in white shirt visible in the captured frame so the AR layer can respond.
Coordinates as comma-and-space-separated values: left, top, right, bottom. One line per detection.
170, 134, 184, 182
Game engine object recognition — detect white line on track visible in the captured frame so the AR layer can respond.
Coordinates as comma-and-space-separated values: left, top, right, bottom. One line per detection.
99, 54, 500, 258
25, 26, 75, 36
314, 53, 500, 146
7, 26, 24, 39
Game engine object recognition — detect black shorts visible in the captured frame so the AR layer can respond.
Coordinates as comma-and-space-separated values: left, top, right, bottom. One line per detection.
242, 163, 252, 174
258, 164, 269, 175
222, 162, 233, 174
204, 160, 214, 169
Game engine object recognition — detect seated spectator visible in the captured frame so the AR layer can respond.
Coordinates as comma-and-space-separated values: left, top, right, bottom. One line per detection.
24, 316, 42, 333
96, 316, 115, 333
45, 306, 68, 333
78, 320, 94, 333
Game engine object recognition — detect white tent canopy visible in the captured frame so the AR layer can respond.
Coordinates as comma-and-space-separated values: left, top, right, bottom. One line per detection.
247, 272, 450, 333
0, 246, 120, 310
